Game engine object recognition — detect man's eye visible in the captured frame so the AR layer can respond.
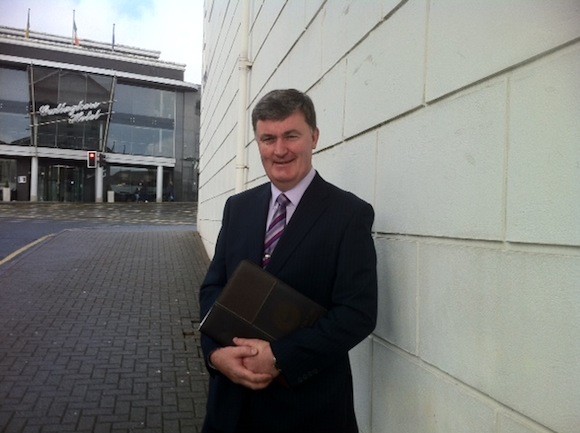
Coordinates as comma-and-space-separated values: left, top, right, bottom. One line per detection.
262, 137, 275, 144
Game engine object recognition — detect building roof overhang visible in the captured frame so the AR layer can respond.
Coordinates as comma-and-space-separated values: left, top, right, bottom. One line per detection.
0, 26, 199, 90
0, 53, 198, 92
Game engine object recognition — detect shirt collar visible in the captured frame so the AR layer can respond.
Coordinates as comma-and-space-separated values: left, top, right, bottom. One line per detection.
270, 167, 316, 207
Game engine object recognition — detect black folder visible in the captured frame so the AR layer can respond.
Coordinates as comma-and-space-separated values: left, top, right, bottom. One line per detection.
199, 260, 327, 346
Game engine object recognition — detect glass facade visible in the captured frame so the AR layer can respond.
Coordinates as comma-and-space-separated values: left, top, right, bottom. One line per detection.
0, 68, 30, 146
104, 165, 174, 202
108, 84, 175, 157
28, 67, 178, 158
31, 66, 113, 151
0, 58, 197, 203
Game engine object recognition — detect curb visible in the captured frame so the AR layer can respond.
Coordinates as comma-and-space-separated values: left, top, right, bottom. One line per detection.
0, 233, 54, 267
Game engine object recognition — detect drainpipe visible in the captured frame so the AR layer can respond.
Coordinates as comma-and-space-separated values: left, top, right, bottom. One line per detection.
235, 0, 252, 193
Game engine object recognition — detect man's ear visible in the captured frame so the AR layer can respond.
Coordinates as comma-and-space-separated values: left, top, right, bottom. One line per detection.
312, 127, 320, 149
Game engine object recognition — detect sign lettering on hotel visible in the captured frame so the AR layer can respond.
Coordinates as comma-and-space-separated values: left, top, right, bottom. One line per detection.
38, 100, 106, 124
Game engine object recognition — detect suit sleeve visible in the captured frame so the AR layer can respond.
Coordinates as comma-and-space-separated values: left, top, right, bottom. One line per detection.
199, 198, 231, 373
270, 201, 378, 387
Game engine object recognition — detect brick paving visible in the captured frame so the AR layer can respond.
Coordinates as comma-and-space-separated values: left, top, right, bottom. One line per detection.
0, 202, 197, 226
0, 215, 211, 432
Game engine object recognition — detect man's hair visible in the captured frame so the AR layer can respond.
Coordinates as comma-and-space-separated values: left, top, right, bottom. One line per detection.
251, 89, 317, 133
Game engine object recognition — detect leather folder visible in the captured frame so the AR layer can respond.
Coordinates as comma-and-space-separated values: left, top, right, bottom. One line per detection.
199, 260, 327, 346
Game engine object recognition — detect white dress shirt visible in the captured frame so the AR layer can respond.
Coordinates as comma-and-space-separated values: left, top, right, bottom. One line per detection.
266, 167, 316, 229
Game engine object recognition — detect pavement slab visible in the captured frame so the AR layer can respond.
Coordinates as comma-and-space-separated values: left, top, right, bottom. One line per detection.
0, 226, 210, 433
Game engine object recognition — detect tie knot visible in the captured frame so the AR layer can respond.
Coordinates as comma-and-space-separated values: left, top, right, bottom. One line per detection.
276, 193, 290, 208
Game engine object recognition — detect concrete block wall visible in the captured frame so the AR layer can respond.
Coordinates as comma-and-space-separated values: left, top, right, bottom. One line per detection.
198, 1, 580, 432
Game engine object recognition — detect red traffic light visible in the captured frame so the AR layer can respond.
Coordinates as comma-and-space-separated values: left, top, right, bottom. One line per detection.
87, 151, 97, 168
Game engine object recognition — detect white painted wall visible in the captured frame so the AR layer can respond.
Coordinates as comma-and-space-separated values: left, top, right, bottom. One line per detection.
198, 1, 580, 432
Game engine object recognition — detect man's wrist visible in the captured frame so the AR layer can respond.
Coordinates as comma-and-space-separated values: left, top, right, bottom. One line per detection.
208, 349, 220, 370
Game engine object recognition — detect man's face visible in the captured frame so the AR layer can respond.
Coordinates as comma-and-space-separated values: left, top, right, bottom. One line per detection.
256, 111, 319, 192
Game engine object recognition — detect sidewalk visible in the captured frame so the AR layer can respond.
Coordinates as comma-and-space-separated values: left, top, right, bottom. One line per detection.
0, 222, 210, 432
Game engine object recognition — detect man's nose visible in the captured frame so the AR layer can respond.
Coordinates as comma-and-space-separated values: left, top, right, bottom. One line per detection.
272, 138, 288, 155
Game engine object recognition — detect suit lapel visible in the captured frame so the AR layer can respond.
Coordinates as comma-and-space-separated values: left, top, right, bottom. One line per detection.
266, 174, 330, 274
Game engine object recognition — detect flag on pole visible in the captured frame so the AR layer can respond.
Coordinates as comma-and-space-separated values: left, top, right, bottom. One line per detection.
73, 10, 80, 46
25, 9, 30, 39
112, 23, 115, 51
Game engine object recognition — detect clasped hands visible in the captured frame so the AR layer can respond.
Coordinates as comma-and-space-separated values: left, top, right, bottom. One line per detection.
209, 337, 280, 390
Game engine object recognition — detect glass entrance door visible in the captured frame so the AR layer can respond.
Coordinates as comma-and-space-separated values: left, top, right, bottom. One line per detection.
39, 164, 88, 202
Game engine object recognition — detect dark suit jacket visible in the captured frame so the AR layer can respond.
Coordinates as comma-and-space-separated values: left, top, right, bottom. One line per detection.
199, 173, 377, 433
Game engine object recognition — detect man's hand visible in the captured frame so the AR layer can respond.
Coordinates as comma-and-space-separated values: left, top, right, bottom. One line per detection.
234, 337, 281, 378
210, 344, 274, 390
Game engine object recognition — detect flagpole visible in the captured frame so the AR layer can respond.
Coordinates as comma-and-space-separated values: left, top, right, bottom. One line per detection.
112, 23, 115, 51
25, 8, 30, 39
72, 10, 79, 46
26, 8, 30, 39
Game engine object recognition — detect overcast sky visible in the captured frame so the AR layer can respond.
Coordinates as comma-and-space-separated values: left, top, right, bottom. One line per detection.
0, 0, 203, 84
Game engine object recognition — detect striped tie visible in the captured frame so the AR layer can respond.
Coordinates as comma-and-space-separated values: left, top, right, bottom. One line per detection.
262, 194, 290, 268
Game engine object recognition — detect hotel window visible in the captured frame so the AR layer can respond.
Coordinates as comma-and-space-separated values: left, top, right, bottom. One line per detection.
30, 66, 113, 150
109, 84, 175, 158
0, 67, 30, 146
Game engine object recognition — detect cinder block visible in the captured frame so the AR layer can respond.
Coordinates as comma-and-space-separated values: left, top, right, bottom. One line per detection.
374, 238, 418, 354
372, 341, 495, 433
418, 243, 580, 433
375, 81, 506, 240
381, 0, 403, 19
303, 0, 325, 28
275, 12, 323, 94
321, 0, 384, 73
313, 130, 375, 206
507, 46, 580, 246
344, 0, 426, 137
250, 0, 284, 55
499, 412, 554, 433
426, 0, 580, 100
310, 60, 347, 149
246, 141, 264, 184
251, 0, 311, 93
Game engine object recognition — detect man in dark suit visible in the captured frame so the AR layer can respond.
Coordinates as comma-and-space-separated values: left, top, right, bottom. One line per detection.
199, 89, 377, 433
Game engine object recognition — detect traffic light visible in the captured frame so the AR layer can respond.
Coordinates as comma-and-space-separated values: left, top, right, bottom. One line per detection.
98, 153, 107, 166
87, 151, 97, 168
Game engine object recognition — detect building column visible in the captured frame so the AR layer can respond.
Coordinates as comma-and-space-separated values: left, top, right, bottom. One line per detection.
30, 156, 39, 202
96, 165, 104, 202
156, 165, 163, 203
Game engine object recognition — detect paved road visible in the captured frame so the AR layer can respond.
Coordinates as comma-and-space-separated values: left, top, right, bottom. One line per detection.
0, 203, 197, 261
0, 203, 210, 433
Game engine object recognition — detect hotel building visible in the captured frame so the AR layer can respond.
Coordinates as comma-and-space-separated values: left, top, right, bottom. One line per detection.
0, 26, 200, 202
